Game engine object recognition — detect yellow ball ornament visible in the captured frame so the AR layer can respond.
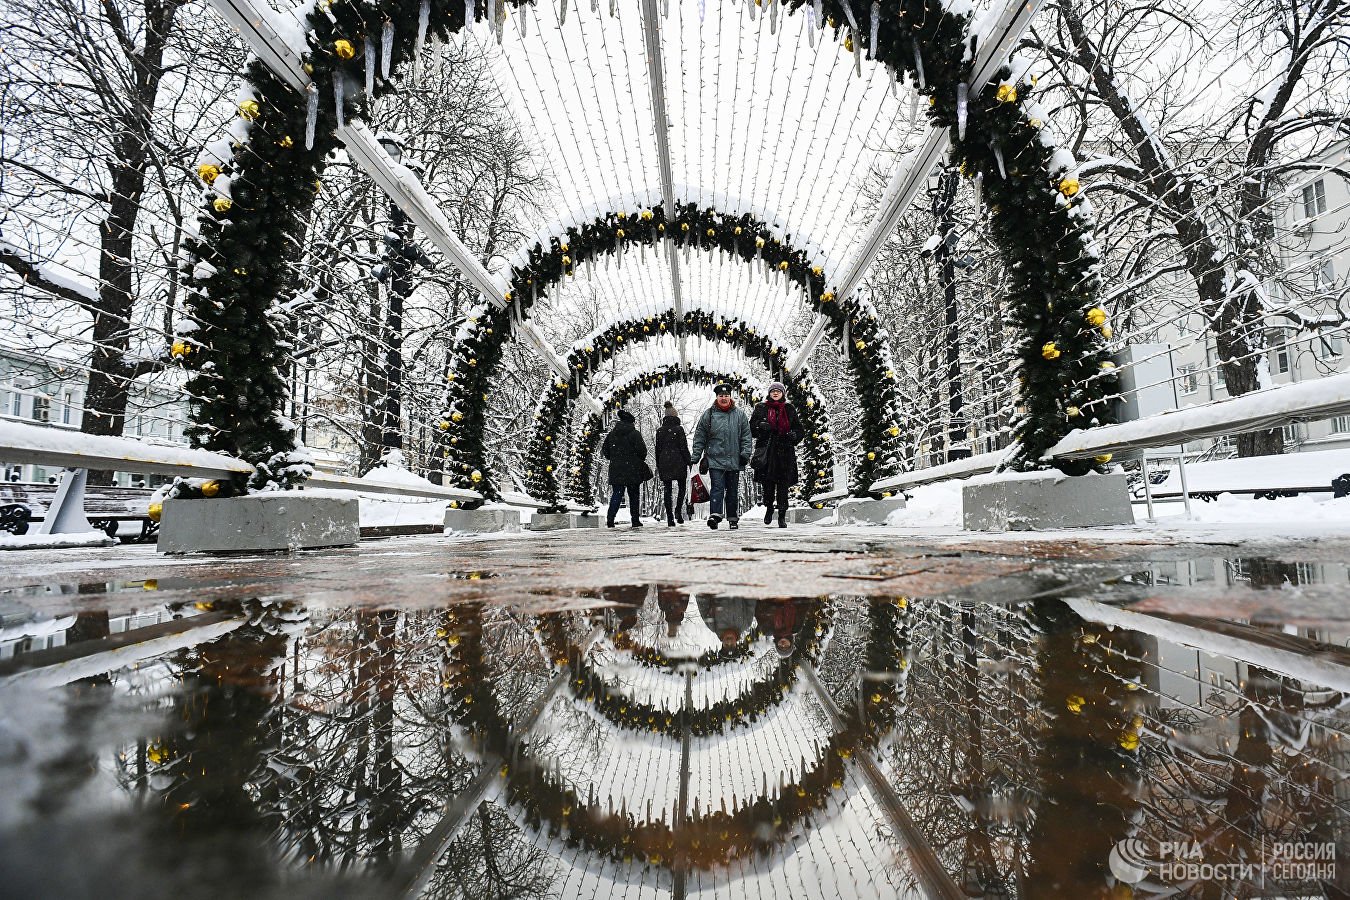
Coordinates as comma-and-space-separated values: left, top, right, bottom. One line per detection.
201, 480, 222, 498
1095, 453, 1113, 464
855, 339, 866, 351
778, 261, 789, 271
470, 470, 483, 483
213, 197, 232, 213
996, 83, 1018, 103
237, 99, 260, 121
1066, 406, 1080, 417
334, 39, 356, 59
1041, 342, 1061, 360
1058, 177, 1081, 198
820, 290, 834, 303
170, 340, 191, 359
278, 135, 294, 149
147, 501, 163, 523
437, 420, 450, 431
1085, 306, 1107, 326
867, 452, 875, 460
451, 411, 464, 423
888, 426, 900, 437
616, 228, 625, 239
197, 163, 221, 185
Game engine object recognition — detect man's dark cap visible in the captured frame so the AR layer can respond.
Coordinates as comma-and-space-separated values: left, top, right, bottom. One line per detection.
713, 384, 733, 396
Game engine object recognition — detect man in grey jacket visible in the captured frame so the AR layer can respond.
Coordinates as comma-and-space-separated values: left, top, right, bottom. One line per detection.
691, 384, 753, 529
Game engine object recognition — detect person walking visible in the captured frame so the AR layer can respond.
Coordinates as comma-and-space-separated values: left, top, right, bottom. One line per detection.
749, 381, 805, 528
601, 409, 652, 528
654, 401, 692, 527
691, 384, 753, 530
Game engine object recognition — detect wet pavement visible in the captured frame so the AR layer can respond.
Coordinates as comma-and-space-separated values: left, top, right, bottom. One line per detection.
2, 526, 1350, 898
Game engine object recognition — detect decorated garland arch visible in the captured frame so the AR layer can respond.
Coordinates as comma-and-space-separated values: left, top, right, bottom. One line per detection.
539, 607, 825, 738
518, 308, 836, 510
181, 0, 1115, 497
564, 364, 841, 510
444, 596, 908, 868
441, 202, 908, 503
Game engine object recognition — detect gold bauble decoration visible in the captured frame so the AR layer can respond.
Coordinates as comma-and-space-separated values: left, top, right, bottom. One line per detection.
996, 83, 1017, 103
1041, 342, 1061, 360
778, 261, 789, 271
437, 420, 450, 431
640, 209, 653, 220
817, 469, 826, 478
278, 135, 294, 149
1065, 694, 1085, 714
212, 197, 232, 213
1100, 360, 1117, 370
1085, 306, 1107, 326
616, 228, 625, 239
755, 237, 766, 249
170, 340, 190, 359
449, 500, 460, 509
680, 222, 690, 232
446, 373, 456, 382
147, 501, 163, 523
1095, 453, 1113, 464
1058, 177, 1080, 197
734, 226, 742, 235
844, 34, 854, 52
1101, 325, 1114, 339
470, 470, 483, 482
706, 228, 715, 237
334, 38, 356, 59
197, 163, 221, 185
820, 290, 834, 303
854, 339, 866, 351
451, 411, 464, 423
562, 255, 572, 266
237, 99, 261, 120
1066, 405, 1080, 417
867, 452, 875, 460
888, 426, 900, 437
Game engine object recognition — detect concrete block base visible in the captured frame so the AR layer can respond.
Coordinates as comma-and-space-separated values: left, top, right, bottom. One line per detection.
159, 494, 359, 554
444, 507, 521, 534
529, 512, 575, 532
569, 513, 601, 529
786, 506, 834, 525
836, 496, 907, 525
962, 472, 1134, 532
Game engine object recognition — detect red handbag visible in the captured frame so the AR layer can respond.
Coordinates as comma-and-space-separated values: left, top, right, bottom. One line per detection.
690, 473, 710, 504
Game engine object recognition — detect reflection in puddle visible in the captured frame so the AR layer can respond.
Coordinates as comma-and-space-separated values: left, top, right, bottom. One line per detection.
1, 584, 1348, 898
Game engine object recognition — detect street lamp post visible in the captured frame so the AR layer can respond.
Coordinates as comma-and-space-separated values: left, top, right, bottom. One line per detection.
373, 133, 424, 463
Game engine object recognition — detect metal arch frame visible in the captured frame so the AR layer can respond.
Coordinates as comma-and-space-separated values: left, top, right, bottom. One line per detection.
208, 0, 1045, 432
204, 0, 604, 416
787, 0, 1049, 376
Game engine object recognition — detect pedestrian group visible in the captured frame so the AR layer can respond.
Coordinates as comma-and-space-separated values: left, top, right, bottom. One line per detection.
601, 381, 805, 530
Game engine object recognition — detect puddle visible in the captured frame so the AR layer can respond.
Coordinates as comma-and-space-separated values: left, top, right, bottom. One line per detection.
1, 580, 1348, 898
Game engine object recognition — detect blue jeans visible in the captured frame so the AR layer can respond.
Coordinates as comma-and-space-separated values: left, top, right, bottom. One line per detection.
607, 483, 640, 524
709, 469, 740, 520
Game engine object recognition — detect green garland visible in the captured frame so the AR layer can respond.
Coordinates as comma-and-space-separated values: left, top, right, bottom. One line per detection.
601, 619, 762, 671
185, 0, 1111, 493
539, 610, 826, 738
445, 597, 906, 869
522, 309, 834, 510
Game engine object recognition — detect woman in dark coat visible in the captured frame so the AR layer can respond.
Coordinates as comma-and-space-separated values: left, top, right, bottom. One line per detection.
601, 409, 652, 528
749, 381, 805, 528
654, 401, 692, 526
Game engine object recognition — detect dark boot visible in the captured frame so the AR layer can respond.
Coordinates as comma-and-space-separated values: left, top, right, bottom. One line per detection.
763, 505, 774, 525
778, 510, 787, 528
667, 515, 676, 526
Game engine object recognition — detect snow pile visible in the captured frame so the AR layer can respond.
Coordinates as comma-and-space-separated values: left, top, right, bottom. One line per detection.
0, 531, 115, 550
884, 481, 964, 528
1149, 492, 1350, 526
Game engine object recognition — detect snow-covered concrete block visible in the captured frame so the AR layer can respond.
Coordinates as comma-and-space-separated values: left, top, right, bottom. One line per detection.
962, 472, 1134, 531
786, 506, 833, 525
569, 513, 600, 528
529, 512, 573, 531
444, 507, 520, 534
836, 496, 907, 525
158, 495, 359, 554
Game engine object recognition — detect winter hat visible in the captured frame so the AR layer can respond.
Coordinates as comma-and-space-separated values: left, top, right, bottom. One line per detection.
663, 401, 677, 414
767, 381, 787, 396
713, 384, 733, 396
617, 409, 635, 423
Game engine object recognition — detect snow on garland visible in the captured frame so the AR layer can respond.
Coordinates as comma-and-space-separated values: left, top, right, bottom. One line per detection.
520, 308, 836, 511
181, 0, 1113, 497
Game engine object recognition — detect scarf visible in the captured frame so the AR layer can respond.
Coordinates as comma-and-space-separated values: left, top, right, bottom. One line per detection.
766, 398, 790, 436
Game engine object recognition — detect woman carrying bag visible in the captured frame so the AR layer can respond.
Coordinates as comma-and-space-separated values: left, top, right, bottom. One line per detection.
654, 401, 692, 526
749, 381, 805, 528
602, 409, 653, 528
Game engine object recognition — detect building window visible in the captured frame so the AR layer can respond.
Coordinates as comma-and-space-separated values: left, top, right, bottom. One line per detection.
1177, 363, 1199, 395
1272, 332, 1291, 374
1332, 415, 1350, 434
1283, 422, 1301, 444
1302, 179, 1327, 219
61, 391, 73, 425
1317, 331, 1344, 359
8, 384, 22, 418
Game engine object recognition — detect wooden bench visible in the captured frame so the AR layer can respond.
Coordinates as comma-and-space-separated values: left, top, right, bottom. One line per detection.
1, 482, 160, 542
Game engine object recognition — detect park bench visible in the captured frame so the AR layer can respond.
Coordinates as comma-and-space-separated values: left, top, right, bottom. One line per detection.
0, 482, 160, 542
1137, 448, 1350, 502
